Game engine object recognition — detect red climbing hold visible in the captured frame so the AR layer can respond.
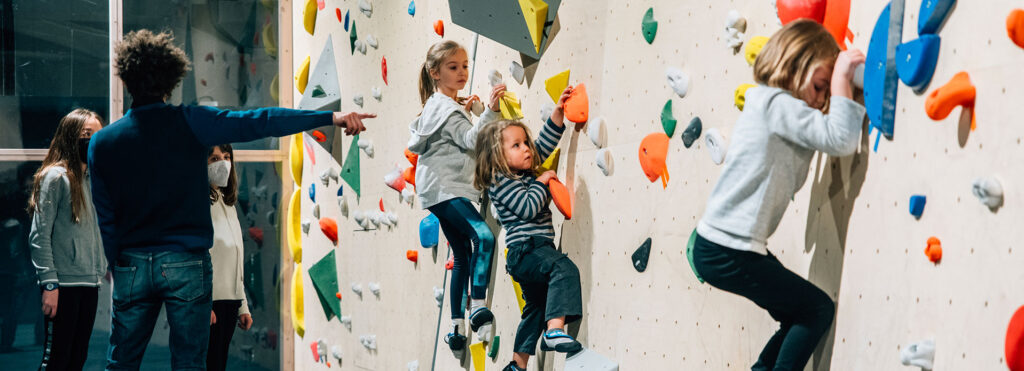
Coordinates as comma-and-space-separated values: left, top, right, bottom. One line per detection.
1008, 9, 1024, 49
320, 218, 338, 244
335, 292, 342, 300
434, 20, 444, 37
924, 236, 942, 263
379, 198, 385, 212
248, 227, 264, 246
316, 0, 325, 11
381, 57, 388, 85
406, 250, 419, 263
304, 139, 317, 165
336, 8, 342, 22
311, 130, 327, 142
776, 0, 827, 25
445, 255, 454, 270
1007, 305, 1024, 371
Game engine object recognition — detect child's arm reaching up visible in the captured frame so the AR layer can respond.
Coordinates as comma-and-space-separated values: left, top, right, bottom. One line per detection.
533, 86, 575, 160
443, 85, 506, 150
489, 173, 551, 222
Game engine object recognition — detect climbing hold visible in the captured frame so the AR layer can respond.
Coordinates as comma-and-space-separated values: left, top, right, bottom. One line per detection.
638, 133, 670, 188
288, 189, 303, 262
665, 67, 689, 98
402, 166, 416, 187
360, 335, 377, 350
309, 183, 316, 202
488, 69, 504, 87
433, 286, 443, 307
744, 36, 769, 66
540, 101, 555, 123
565, 348, 620, 370
725, 9, 747, 32
509, 61, 525, 84
1008, 9, 1024, 49
301, 220, 311, 234
407, 360, 419, 371
909, 195, 926, 219
972, 177, 1004, 210
488, 336, 500, 358
353, 210, 370, 230
312, 204, 320, 221
499, 91, 524, 120
445, 255, 454, 270
405, 148, 418, 166
289, 133, 303, 184
544, 69, 570, 103
302, 0, 317, 35
595, 148, 613, 176
896, 35, 941, 93
661, 99, 677, 138
357, 138, 374, 158
776, 0, 826, 24
549, 178, 572, 220
900, 339, 935, 370
291, 264, 305, 337
536, 147, 561, 175
309, 250, 342, 319
434, 20, 444, 37
386, 212, 398, 226
295, 56, 310, 94
924, 237, 942, 263
685, 229, 704, 283
311, 130, 327, 143
371, 86, 382, 101
316, 0, 325, 11
331, 345, 343, 362
335, 292, 341, 300
335, 8, 342, 22
406, 250, 418, 263
641, 7, 657, 44
318, 169, 332, 187
588, 116, 607, 148
368, 282, 380, 296
340, 315, 352, 329
358, 0, 372, 18
918, 0, 955, 35
351, 283, 363, 296
470, 343, 486, 371
865, 2, 899, 139
632, 238, 652, 272
419, 214, 440, 248
469, 98, 485, 116
349, 21, 358, 55
319, 218, 338, 244
1008, 305, 1024, 371
382, 57, 388, 85
564, 84, 589, 123
355, 40, 367, 54
517, 0, 549, 53
270, 74, 280, 103
366, 34, 378, 49
681, 117, 702, 148
401, 188, 415, 205
344, 10, 350, 31
262, 22, 277, 57
248, 227, 264, 247
925, 71, 975, 130
378, 198, 385, 212
303, 139, 317, 165
705, 128, 727, 165
734, 83, 756, 111
384, 167, 406, 193
338, 191, 349, 218
408, 1, 415, 16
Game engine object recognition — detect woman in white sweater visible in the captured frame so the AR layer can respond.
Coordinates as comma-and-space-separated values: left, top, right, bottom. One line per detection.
206, 144, 252, 371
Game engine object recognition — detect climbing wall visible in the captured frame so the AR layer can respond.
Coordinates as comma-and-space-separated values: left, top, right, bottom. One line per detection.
287, 0, 1024, 370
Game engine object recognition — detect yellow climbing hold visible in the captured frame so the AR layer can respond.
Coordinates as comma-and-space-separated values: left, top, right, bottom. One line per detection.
269, 74, 280, 103
734, 83, 756, 111
289, 133, 303, 184
288, 188, 303, 263
544, 69, 570, 103
517, 0, 549, 53
745, 36, 769, 66
291, 263, 305, 337
505, 248, 527, 313
302, 0, 317, 35
295, 55, 310, 94
262, 22, 277, 57
499, 91, 524, 120
536, 147, 560, 176
470, 342, 486, 371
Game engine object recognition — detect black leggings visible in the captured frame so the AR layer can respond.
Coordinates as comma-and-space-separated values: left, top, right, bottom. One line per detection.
206, 300, 242, 371
39, 286, 99, 371
692, 233, 834, 371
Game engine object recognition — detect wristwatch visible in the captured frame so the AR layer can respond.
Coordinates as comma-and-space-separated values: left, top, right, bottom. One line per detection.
43, 282, 59, 291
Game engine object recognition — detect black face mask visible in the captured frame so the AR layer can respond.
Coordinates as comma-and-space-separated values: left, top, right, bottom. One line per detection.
78, 137, 90, 164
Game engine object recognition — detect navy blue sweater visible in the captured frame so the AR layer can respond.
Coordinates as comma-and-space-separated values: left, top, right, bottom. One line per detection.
88, 103, 332, 266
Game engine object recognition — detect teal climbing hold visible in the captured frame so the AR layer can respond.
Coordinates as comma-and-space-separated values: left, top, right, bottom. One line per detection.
419, 214, 439, 248
632, 238, 652, 272
309, 183, 316, 202
686, 229, 704, 283
349, 21, 358, 55
641, 8, 657, 44
660, 100, 676, 138
681, 116, 702, 148
408, 1, 415, 16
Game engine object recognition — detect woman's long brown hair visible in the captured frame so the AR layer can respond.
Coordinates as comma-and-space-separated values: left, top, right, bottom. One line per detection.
27, 108, 104, 223
209, 144, 238, 206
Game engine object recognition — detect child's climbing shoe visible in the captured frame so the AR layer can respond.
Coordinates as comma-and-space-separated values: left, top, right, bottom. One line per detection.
444, 327, 467, 359
539, 328, 583, 353
469, 307, 495, 340
503, 361, 526, 371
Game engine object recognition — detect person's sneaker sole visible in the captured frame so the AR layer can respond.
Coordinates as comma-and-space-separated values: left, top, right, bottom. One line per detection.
540, 340, 583, 353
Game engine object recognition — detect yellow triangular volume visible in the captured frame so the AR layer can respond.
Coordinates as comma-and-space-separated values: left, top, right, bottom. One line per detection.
499, 91, 524, 120
295, 55, 310, 94
517, 0, 549, 53
544, 69, 570, 103
291, 264, 305, 338
505, 249, 527, 313
535, 147, 560, 176
470, 342, 486, 371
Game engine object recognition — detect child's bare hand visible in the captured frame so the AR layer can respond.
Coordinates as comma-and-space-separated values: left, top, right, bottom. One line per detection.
488, 84, 507, 112
463, 95, 481, 112
833, 49, 865, 83
536, 170, 557, 185
549, 86, 573, 126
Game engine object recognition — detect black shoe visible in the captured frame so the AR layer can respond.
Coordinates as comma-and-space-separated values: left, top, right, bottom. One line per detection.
469, 307, 494, 339
539, 329, 583, 353
503, 361, 526, 371
444, 327, 467, 359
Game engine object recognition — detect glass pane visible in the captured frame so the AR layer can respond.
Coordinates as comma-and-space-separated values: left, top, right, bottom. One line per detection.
0, 1, 109, 149
123, 0, 281, 150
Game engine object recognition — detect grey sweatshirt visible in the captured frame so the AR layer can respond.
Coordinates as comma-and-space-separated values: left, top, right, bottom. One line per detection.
29, 166, 106, 286
407, 92, 501, 209
697, 86, 866, 255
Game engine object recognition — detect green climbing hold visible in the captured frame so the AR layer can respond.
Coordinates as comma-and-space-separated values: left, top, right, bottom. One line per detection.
488, 335, 500, 358
349, 21, 358, 55
309, 250, 343, 320
642, 8, 657, 44
686, 229, 704, 283
682, 116, 702, 148
340, 135, 361, 198
311, 85, 326, 98
661, 99, 676, 137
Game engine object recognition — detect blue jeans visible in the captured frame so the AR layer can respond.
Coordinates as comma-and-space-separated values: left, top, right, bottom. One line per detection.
427, 197, 495, 319
106, 250, 213, 371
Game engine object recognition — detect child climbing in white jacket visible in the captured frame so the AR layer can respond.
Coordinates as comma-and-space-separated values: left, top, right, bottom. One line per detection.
473, 87, 585, 371
692, 20, 866, 371
407, 40, 506, 358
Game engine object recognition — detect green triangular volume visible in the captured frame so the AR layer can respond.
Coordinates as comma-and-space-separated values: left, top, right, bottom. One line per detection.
308, 250, 342, 320
340, 135, 361, 198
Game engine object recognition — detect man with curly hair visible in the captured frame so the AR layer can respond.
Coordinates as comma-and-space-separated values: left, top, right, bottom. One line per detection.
89, 29, 373, 370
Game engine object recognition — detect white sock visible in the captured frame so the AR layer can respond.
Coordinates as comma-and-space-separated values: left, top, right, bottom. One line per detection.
450, 321, 459, 334
470, 299, 486, 314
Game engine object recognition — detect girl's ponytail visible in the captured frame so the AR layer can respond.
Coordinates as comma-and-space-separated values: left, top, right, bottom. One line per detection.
419, 62, 434, 105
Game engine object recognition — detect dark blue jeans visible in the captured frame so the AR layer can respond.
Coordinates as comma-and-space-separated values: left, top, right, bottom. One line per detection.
106, 250, 213, 371
427, 197, 495, 319
506, 236, 582, 355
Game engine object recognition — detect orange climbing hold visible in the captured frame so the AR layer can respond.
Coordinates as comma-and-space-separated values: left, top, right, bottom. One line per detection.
403, 166, 416, 187
379, 198, 385, 212
1007, 305, 1024, 371
549, 178, 572, 220
406, 249, 419, 263
638, 133, 671, 188
445, 255, 454, 270
311, 130, 327, 142
777, 0, 827, 25
925, 71, 976, 130
1008, 9, 1024, 49
310, 341, 319, 361
434, 20, 445, 37
924, 236, 942, 263
822, 0, 851, 50
563, 84, 589, 123
335, 292, 342, 300
319, 218, 338, 244
405, 148, 418, 166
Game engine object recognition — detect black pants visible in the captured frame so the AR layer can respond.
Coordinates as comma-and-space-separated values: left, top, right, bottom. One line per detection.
692, 233, 834, 371
206, 300, 242, 371
505, 237, 582, 355
39, 286, 99, 371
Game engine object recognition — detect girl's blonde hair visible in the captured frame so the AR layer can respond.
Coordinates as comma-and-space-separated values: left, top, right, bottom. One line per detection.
419, 40, 466, 105
753, 19, 840, 107
473, 120, 542, 190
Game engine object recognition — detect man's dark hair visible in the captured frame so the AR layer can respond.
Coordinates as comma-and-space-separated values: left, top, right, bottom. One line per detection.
114, 29, 191, 100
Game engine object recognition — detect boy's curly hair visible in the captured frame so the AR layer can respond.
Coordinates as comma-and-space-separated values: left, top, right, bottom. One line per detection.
114, 29, 191, 100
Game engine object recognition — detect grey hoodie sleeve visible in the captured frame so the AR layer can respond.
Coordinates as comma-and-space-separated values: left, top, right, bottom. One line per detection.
441, 108, 502, 151
763, 91, 866, 157
29, 168, 67, 284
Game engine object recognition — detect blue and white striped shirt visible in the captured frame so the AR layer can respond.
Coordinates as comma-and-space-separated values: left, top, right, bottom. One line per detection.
488, 119, 565, 246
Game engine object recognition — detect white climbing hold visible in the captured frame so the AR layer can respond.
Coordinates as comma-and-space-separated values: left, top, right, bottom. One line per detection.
358, 0, 372, 17
369, 211, 382, 228
401, 188, 415, 205
724, 10, 746, 32
587, 116, 607, 148
407, 360, 419, 371
900, 339, 935, 370
509, 61, 525, 84
368, 282, 381, 296
487, 69, 504, 87
470, 99, 484, 116
351, 283, 363, 296
665, 67, 690, 98
340, 315, 352, 330
371, 86, 382, 101
971, 177, 1004, 209
386, 211, 398, 226
301, 220, 311, 234
353, 94, 364, 107
384, 167, 405, 192
359, 335, 377, 350
319, 169, 331, 187
433, 286, 444, 307
595, 148, 613, 176
312, 204, 320, 219
316, 339, 327, 361
365, 34, 378, 49
355, 40, 367, 54
540, 101, 555, 123
357, 138, 374, 158
379, 212, 394, 228
328, 168, 338, 183
338, 194, 349, 218
331, 345, 343, 362
705, 128, 727, 165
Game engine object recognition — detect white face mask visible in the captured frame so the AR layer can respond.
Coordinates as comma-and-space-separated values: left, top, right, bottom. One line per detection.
208, 160, 232, 188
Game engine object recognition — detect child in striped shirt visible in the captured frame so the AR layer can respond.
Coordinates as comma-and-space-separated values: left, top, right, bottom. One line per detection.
473, 87, 584, 371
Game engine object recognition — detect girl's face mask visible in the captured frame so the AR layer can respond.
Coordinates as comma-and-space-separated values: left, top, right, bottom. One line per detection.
208, 160, 231, 188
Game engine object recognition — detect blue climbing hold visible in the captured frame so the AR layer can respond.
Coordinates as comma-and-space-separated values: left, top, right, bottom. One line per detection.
336, 185, 343, 197
309, 183, 316, 202
918, 0, 956, 35
864, 2, 899, 139
344, 10, 350, 31
408, 1, 415, 16
909, 195, 926, 219
896, 35, 941, 93
419, 214, 439, 248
